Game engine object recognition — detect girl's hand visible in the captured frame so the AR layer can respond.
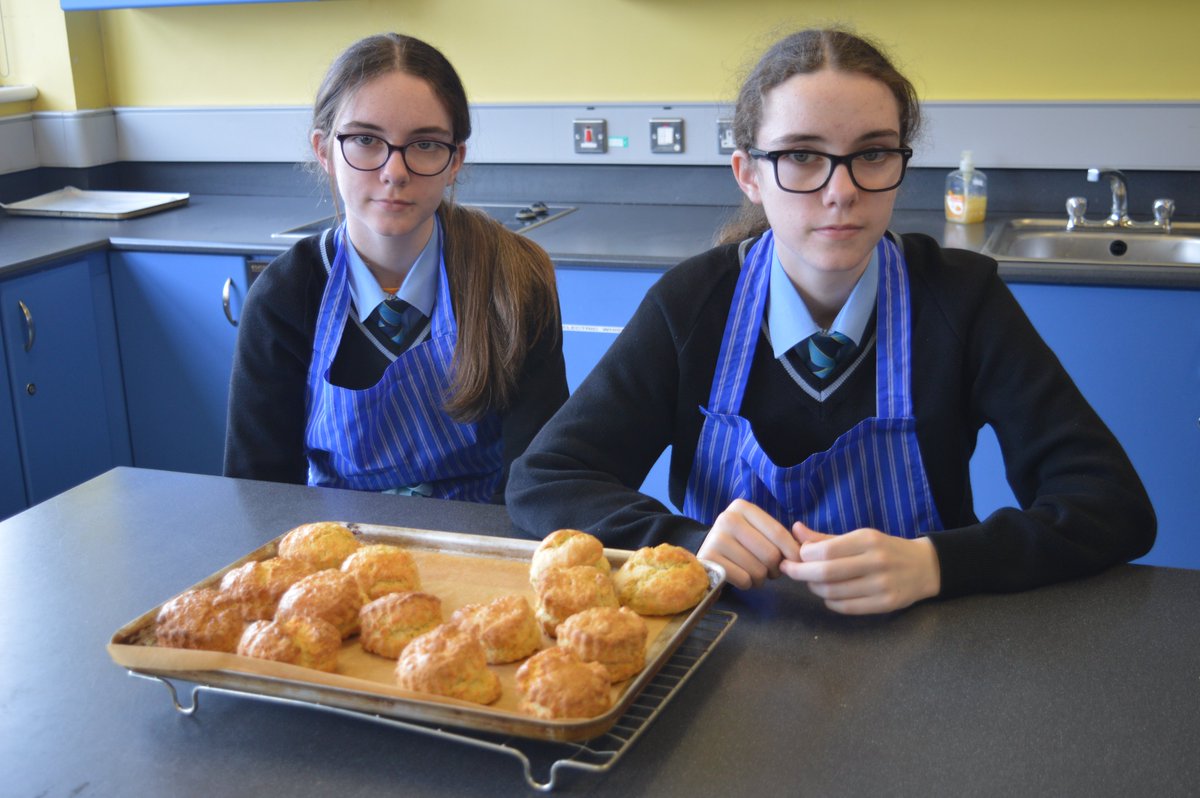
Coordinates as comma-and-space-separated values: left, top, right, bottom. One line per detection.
779, 522, 941, 614
698, 499, 802, 590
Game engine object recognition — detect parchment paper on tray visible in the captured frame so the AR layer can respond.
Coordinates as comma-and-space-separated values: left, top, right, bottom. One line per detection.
108, 524, 727, 742
1, 186, 189, 219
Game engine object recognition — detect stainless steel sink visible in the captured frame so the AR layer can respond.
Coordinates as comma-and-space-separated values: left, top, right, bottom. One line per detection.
982, 218, 1200, 267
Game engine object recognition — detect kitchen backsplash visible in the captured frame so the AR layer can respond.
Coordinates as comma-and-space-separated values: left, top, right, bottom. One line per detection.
3, 162, 1198, 221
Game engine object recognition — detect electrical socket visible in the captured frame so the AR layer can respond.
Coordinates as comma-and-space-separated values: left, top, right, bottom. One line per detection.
717, 120, 735, 154
573, 119, 607, 154
650, 118, 684, 154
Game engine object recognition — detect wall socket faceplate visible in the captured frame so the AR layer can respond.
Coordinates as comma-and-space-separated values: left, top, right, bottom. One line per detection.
717, 120, 735, 154
573, 119, 607, 154
650, 118, 684, 154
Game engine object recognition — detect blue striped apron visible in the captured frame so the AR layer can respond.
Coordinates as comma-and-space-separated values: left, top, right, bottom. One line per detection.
682, 230, 943, 537
303, 224, 502, 502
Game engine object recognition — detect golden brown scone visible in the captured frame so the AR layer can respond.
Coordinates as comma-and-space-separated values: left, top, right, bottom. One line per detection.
155, 588, 245, 653
394, 624, 501, 705
516, 647, 612, 720
612, 543, 709, 616
529, 529, 611, 587
237, 616, 341, 672
275, 569, 363, 638
556, 606, 648, 682
340, 543, 421, 602
359, 591, 443, 659
534, 565, 618, 638
277, 522, 360, 570
219, 556, 319, 621
448, 594, 541, 664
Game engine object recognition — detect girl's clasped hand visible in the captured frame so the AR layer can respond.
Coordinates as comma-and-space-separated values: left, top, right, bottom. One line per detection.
699, 500, 940, 614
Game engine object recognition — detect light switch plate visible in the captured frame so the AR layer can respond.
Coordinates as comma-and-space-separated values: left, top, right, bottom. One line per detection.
650, 118, 684, 154
574, 119, 607, 154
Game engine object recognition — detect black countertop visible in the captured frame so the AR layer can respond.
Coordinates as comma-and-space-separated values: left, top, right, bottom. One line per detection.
4, 467, 1198, 797
3, 193, 1199, 289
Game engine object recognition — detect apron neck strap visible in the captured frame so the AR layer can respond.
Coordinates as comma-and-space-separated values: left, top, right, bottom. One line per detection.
705, 230, 774, 412
874, 234, 913, 418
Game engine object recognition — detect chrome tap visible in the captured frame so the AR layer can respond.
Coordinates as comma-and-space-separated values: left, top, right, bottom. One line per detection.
1088, 168, 1129, 225
1064, 168, 1175, 233
1153, 198, 1175, 234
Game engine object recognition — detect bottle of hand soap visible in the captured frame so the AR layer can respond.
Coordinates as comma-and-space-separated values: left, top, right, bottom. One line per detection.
945, 150, 987, 224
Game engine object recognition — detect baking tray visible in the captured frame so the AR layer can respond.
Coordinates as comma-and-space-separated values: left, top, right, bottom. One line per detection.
108, 523, 728, 743
1, 186, 189, 219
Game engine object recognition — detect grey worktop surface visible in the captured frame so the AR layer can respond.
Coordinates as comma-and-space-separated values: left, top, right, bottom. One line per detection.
3, 467, 1198, 797
3, 193, 1199, 288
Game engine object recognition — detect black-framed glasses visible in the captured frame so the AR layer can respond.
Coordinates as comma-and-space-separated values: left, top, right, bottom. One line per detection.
335, 133, 457, 175
747, 146, 913, 193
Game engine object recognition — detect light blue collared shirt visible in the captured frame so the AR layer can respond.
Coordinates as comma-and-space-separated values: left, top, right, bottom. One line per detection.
345, 219, 440, 323
767, 246, 879, 359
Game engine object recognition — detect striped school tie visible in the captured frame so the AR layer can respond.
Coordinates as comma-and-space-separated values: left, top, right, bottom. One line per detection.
369, 296, 426, 353
802, 330, 853, 379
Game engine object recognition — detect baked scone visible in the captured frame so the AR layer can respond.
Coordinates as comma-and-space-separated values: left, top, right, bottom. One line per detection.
529, 528, 611, 587
448, 594, 541, 664
534, 564, 619, 638
277, 522, 360, 570
612, 543, 709, 616
516, 647, 612, 720
237, 616, 341, 672
395, 624, 501, 705
359, 591, 443, 659
556, 606, 648, 682
155, 588, 245, 653
339, 543, 420, 602
275, 569, 363, 638
219, 556, 319, 621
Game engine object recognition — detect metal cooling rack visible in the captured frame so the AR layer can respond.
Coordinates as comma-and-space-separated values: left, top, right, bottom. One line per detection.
136, 608, 736, 792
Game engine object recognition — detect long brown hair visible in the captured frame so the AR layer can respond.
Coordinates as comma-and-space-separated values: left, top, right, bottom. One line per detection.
718, 27, 923, 245
311, 33, 559, 421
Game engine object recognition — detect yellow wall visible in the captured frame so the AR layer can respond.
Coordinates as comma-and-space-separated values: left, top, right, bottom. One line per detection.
6, 0, 1200, 114
2, 0, 74, 113
65, 10, 111, 109
1, 1, 107, 115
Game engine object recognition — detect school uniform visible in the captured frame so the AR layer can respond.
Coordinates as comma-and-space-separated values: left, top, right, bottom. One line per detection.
224, 218, 568, 503
506, 232, 1155, 598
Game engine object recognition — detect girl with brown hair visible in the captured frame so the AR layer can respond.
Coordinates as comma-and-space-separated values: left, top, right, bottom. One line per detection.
508, 27, 1154, 612
225, 33, 566, 502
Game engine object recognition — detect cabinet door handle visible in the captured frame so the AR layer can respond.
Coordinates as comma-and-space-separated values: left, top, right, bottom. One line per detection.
17, 300, 35, 351
222, 278, 238, 327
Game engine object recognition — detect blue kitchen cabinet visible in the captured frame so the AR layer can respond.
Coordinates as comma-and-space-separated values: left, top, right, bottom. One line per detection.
0, 252, 131, 509
110, 251, 252, 476
970, 282, 1200, 570
555, 264, 674, 509
0, 341, 26, 519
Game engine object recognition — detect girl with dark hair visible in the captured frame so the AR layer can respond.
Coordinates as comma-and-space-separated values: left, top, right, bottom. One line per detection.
507, 27, 1154, 613
225, 33, 567, 502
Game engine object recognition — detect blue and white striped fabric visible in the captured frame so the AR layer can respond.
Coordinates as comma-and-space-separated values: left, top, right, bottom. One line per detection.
681, 229, 943, 537
303, 224, 502, 502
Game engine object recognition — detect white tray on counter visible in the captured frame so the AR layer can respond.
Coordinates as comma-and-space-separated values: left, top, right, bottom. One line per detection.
1, 186, 189, 220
